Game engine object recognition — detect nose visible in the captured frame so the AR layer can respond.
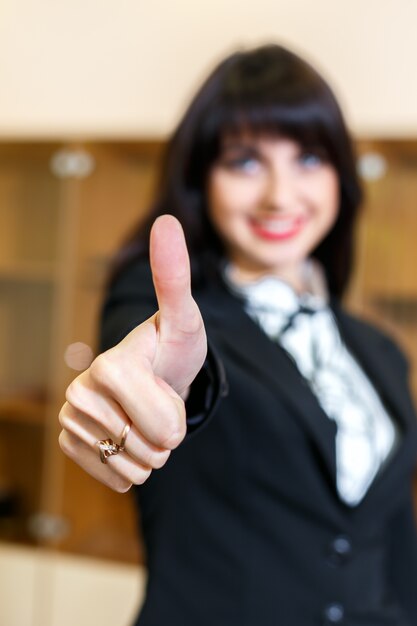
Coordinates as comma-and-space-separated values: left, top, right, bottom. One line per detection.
263, 168, 296, 213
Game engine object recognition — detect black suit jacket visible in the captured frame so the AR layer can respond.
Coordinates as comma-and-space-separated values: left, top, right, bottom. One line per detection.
101, 259, 417, 626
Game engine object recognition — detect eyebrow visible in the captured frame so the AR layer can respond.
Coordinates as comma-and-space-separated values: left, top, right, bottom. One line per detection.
220, 142, 261, 154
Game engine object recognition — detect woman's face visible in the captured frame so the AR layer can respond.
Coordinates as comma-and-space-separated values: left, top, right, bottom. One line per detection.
207, 134, 340, 287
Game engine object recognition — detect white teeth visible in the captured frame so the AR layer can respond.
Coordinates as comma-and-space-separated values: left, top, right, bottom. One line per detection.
256, 219, 299, 234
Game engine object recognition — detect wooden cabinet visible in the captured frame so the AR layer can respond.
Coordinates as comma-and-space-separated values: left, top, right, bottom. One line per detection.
0, 144, 61, 544
348, 141, 417, 398
0, 142, 162, 562
0, 139, 416, 564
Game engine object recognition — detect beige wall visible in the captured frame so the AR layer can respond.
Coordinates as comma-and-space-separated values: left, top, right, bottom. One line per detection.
0, 0, 416, 138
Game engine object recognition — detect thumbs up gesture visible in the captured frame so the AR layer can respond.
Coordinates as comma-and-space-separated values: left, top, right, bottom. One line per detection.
59, 216, 207, 492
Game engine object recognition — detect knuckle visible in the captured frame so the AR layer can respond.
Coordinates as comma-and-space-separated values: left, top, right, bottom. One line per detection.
158, 419, 186, 450
180, 306, 205, 337
58, 405, 70, 430
154, 421, 177, 449
130, 467, 152, 486
65, 378, 84, 409
58, 430, 76, 458
147, 448, 171, 469
58, 407, 72, 431
111, 478, 133, 493
153, 398, 186, 450
168, 425, 187, 449
89, 353, 114, 388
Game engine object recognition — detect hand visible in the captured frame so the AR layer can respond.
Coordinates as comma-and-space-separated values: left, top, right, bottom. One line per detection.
59, 215, 207, 492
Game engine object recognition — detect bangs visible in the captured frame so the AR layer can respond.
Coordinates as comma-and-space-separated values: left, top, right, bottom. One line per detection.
190, 47, 343, 168
198, 95, 338, 165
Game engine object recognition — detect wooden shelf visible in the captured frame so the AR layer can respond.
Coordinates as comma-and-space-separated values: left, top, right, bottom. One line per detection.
0, 141, 164, 564
0, 261, 57, 283
0, 396, 47, 426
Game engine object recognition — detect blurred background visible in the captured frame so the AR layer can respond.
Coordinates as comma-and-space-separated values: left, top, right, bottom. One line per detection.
1, 0, 417, 624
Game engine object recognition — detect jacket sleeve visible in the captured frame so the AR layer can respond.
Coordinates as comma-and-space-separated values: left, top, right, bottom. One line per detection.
99, 259, 226, 435
387, 481, 417, 625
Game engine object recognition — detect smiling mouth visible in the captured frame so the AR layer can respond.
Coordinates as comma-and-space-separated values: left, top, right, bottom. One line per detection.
248, 216, 305, 241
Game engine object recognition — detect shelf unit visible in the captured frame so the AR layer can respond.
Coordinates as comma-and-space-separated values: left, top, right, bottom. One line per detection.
0, 141, 162, 561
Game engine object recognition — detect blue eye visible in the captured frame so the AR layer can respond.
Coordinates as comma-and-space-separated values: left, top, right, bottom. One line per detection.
239, 157, 260, 172
228, 156, 261, 173
298, 152, 322, 168
223, 155, 261, 174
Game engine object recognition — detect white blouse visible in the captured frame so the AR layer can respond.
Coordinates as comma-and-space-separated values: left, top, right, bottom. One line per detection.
224, 263, 398, 506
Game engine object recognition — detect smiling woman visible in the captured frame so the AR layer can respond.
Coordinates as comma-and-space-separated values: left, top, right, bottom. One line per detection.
207, 136, 339, 288
59, 44, 417, 626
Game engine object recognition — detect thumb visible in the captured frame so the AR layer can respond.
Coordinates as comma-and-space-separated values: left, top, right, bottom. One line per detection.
150, 215, 201, 340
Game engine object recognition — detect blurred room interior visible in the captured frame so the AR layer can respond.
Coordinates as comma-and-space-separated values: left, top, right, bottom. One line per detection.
1, 1, 417, 624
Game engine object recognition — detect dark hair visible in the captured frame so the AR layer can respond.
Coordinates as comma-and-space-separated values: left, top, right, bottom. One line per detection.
114, 44, 362, 298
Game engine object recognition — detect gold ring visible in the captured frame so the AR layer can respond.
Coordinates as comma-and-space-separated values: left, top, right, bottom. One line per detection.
96, 420, 132, 464
97, 438, 120, 464
118, 420, 131, 451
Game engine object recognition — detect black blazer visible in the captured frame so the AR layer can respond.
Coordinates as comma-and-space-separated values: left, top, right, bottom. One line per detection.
101, 259, 417, 626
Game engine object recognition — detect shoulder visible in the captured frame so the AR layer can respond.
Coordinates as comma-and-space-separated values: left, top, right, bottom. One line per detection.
105, 257, 155, 301
105, 254, 219, 301
100, 256, 220, 350
332, 300, 410, 371
99, 258, 157, 351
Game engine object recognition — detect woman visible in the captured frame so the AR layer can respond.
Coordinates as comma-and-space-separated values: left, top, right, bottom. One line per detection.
59, 45, 417, 625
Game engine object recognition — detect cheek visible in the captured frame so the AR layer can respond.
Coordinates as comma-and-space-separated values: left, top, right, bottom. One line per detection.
326, 185, 340, 227
207, 174, 255, 233
313, 173, 340, 226
209, 205, 246, 247
210, 163, 267, 205
210, 177, 254, 210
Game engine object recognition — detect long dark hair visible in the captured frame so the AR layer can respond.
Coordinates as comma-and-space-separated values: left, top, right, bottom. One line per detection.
113, 44, 362, 298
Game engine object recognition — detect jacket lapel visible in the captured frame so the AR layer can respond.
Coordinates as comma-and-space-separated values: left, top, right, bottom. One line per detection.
197, 282, 338, 483
197, 279, 417, 505
332, 303, 415, 434
331, 304, 417, 510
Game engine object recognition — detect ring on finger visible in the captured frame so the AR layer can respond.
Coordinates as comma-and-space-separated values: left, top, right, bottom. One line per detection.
97, 419, 131, 464
118, 419, 131, 451
97, 438, 121, 464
